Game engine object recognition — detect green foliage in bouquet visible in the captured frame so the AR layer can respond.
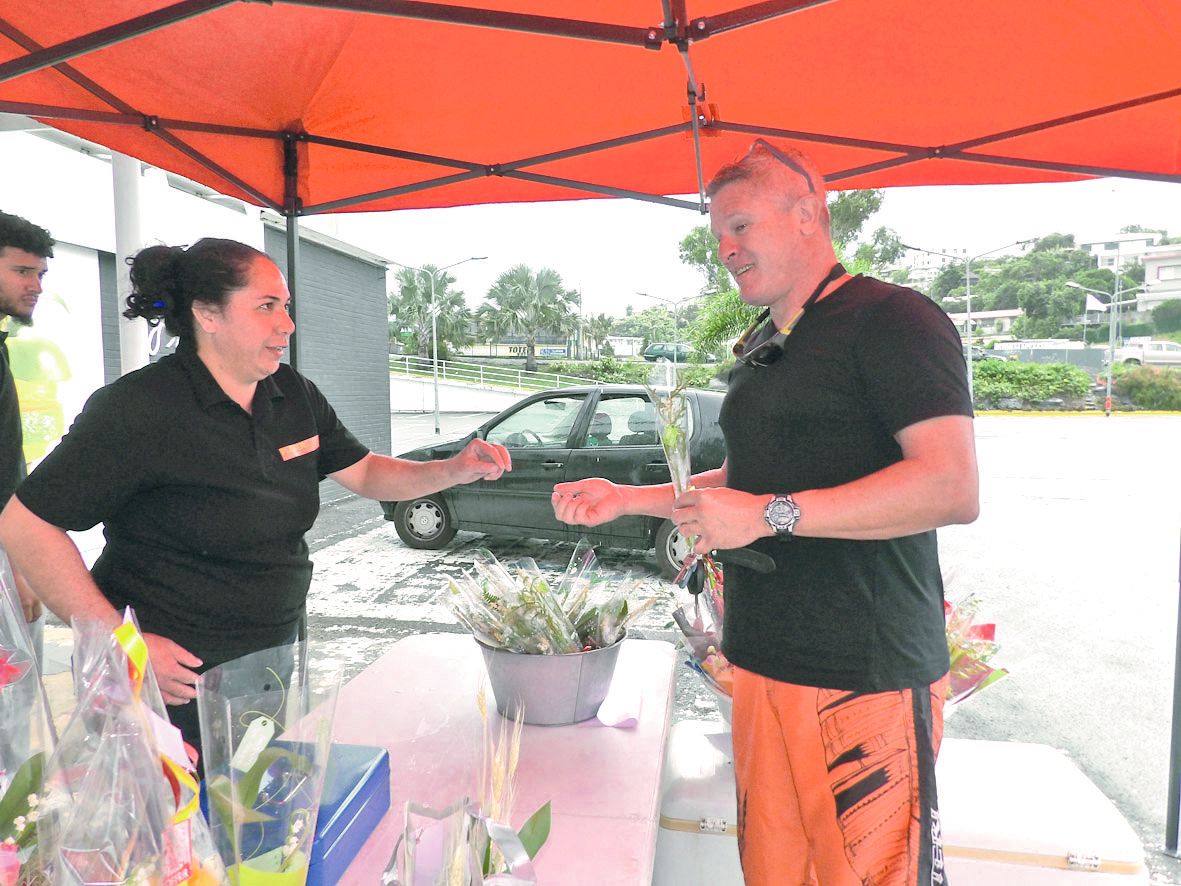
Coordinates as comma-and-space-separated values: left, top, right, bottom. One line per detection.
0, 756, 45, 886
0, 753, 42, 852
445, 544, 654, 654
207, 745, 316, 879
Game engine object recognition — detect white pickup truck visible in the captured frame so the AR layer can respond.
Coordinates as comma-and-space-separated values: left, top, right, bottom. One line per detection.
1112, 340, 1181, 366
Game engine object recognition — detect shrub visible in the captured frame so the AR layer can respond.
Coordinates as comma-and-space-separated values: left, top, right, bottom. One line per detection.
544, 358, 723, 389
1153, 299, 1181, 333
1121, 321, 1154, 338
1115, 367, 1181, 410
973, 361, 1092, 404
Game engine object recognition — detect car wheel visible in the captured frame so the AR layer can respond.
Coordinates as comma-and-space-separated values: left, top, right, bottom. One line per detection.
655, 519, 693, 580
392, 495, 457, 549
1124, 358, 1141, 366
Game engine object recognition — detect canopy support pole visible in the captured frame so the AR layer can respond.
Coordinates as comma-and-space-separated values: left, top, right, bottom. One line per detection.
664, 0, 708, 213
686, 81, 708, 212
283, 134, 301, 371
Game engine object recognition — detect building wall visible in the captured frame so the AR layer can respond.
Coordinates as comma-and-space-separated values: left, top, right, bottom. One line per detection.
98, 251, 121, 385
1142, 245, 1181, 313
266, 226, 392, 456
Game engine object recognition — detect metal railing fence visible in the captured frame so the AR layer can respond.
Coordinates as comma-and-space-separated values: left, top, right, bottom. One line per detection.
389, 355, 599, 392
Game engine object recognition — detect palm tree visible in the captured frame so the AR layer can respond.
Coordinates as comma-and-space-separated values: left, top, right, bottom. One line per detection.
388, 265, 472, 363
481, 264, 579, 371
586, 312, 616, 358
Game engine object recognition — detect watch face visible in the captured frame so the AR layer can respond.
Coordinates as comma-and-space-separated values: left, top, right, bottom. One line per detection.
767, 497, 795, 531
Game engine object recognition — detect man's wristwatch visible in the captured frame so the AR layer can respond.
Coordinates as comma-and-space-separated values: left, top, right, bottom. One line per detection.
764, 494, 801, 539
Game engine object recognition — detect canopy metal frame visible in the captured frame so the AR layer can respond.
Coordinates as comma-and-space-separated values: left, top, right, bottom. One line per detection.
2, 1, 1181, 853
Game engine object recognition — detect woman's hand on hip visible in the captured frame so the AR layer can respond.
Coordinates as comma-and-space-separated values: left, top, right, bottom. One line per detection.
144, 633, 203, 705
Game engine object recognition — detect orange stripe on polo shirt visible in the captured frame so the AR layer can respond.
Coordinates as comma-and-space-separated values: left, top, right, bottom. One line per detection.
278, 435, 320, 461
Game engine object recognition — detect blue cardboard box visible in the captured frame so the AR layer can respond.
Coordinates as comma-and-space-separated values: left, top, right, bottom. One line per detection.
198, 742, 391, 883
307, 743, 392, 886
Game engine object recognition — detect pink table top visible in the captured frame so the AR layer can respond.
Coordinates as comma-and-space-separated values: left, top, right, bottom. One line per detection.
335, 632, 678, 885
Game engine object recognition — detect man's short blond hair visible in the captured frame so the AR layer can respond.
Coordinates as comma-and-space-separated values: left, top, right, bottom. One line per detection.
707, 140, 830, 232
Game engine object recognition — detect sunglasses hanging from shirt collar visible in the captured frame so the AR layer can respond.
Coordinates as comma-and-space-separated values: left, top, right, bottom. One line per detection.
732, 263, 847, 368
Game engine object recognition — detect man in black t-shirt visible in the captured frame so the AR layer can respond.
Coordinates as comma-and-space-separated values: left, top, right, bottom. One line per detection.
553, 141, 978, 885
0, 211, 54, 655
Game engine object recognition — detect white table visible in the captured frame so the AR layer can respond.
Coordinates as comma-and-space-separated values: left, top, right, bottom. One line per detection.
334, 633, 677, 884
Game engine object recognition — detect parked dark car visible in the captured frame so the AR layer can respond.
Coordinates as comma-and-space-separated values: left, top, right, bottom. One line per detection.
381, 385, 727, 578
968, 345, 1013, 361
642, 342, 693, 362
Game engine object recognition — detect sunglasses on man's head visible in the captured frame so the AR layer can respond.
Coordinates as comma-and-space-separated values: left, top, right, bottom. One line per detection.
749, 138, 816, 195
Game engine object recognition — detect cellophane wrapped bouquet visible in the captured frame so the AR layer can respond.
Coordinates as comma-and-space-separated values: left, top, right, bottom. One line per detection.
196, 641, 339, 886
0, 550, 56, 886
35, 615, 227, 886
646, 366, 735, 703
670, 557, 732, 700
944, 595, 1008, 707
443, 541, 654, 655
384, 690, 550, 886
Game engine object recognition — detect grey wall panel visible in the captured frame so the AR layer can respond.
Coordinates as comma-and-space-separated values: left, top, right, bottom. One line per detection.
265, 227, 391, 457
98, 250, 121, 384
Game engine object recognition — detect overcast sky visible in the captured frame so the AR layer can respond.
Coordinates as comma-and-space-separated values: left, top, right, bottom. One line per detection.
302, 176, 1181, 319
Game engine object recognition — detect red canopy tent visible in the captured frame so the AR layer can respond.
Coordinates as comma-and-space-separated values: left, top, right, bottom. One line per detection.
3, 0, 1181, 854
2, 0, 1180, 219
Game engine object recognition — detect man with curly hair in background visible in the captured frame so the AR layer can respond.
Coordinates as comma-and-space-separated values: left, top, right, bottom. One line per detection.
0, 211, 54, 658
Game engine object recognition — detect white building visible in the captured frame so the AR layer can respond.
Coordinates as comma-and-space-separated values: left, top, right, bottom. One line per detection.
944, 308, 1023, 340
1077, 232, 1160, 271
1140, 243, 1181, 314
896, 246, 968, 289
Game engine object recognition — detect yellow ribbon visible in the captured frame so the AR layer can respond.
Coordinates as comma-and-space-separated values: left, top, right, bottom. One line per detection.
113, 621, 148, 695
111, 622, 200, 823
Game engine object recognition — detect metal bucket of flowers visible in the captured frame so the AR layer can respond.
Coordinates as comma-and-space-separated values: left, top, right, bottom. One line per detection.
444, 542, 654, 726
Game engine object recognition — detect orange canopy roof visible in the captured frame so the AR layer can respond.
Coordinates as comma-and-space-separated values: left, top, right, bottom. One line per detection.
2, 0, 1180, 215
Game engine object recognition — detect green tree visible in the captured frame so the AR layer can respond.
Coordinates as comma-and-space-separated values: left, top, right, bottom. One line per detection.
614, 305, 677, 347
1153, 299, 1181, 333
388, 265, 472, 359
1031, 233, 1075, 252
828, 190, 883, 250
478, 264, 579, 371
851, 225, 905, 273
929, 264, 966, 303
585, 312, 616, 358
679, 226, 732, 295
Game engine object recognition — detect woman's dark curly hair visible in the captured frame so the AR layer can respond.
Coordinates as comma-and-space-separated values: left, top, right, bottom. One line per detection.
123, 238, 268, 343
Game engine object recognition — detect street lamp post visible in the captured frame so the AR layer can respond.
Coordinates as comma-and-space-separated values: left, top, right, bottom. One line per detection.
1065, 280, 1147, 416
391, 256, 487, 434
903, 239, 1036, 402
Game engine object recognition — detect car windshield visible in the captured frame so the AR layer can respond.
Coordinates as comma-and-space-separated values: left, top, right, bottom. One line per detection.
485, 395, 585, 448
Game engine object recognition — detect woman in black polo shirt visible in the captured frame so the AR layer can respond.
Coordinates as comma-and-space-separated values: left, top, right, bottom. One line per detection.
0, 238, 510, 749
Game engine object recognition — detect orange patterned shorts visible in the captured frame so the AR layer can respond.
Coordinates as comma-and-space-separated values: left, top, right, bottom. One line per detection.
731, 667, 949, 886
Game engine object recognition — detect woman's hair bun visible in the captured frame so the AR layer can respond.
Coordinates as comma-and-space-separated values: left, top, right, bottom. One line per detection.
124, 244, 187, 325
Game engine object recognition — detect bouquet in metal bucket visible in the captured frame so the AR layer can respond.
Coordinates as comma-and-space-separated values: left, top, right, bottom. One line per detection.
443, 541, 653, 655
